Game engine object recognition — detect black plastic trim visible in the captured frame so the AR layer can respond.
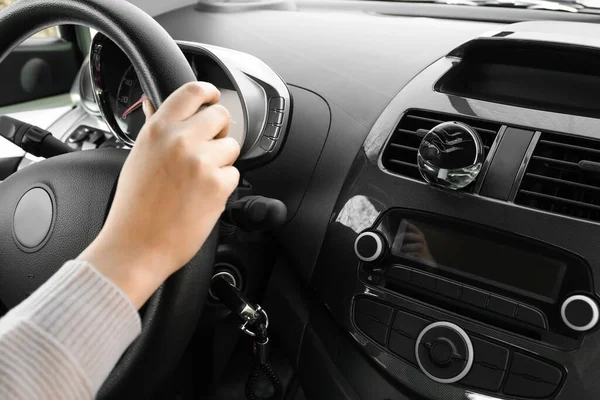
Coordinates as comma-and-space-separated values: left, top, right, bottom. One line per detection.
480, 127, 535, 201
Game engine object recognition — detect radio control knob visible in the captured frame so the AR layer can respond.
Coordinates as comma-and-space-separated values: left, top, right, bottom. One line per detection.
561, 295, 599, 332
415, 322, 474, 384
354, 231, 385, 263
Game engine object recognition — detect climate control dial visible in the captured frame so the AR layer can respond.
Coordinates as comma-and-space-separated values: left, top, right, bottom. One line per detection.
415, 322, 474, 384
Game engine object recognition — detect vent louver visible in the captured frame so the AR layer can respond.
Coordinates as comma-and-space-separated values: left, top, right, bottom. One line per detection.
515, 132, 600, 223
381, 110, 501, 181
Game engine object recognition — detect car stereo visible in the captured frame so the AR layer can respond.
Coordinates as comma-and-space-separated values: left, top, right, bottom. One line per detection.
355, 209, 597, 349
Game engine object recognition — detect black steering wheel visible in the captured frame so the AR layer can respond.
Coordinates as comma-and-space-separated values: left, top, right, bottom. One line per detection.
0, 1, 216, 398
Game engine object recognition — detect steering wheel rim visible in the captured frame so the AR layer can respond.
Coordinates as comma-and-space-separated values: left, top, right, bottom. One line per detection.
0, 1, 215, 398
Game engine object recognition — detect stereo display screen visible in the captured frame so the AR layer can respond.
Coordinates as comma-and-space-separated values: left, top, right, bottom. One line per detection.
389, 218, 566, 303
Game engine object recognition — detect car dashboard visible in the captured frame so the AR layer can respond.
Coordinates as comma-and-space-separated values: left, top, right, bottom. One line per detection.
33, 5, 600, 400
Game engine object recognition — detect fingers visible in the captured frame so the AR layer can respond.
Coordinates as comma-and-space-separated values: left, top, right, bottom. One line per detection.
403, 232, 425, 244
154, 82, 221, 122
198, 137, 241, 167
218, 166, 241, 196
182, 104, 231, 143
406, 223, 424, 235
401, 243, 425, 253
143, 98, 155, 119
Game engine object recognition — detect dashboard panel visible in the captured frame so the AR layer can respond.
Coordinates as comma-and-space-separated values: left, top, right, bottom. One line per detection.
89, 34, 291, 170
32, 6, 600, 400
310, 24, 600, 400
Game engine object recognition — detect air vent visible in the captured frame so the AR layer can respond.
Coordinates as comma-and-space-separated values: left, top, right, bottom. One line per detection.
515, 132, 600, 223
381, 110, 501, 181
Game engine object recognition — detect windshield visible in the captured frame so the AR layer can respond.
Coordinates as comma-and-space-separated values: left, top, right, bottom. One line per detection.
378, 0, 600, 13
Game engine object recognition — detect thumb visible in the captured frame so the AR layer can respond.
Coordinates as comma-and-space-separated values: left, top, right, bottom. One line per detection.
142, 97, 155, 119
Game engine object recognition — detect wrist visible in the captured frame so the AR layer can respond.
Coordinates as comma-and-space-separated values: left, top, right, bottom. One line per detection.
78, 234, 173, 308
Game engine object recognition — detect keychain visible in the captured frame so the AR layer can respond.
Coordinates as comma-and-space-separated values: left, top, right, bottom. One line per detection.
211, 276, 282, 400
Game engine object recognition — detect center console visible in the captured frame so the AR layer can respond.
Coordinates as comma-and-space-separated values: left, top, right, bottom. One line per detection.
312, 24, 600, 400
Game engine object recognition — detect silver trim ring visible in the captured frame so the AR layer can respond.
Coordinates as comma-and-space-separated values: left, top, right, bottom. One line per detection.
354, 231, 384, 263
561, 295, 599, 332
209, 271, 238, 301
415, 321, 474, 384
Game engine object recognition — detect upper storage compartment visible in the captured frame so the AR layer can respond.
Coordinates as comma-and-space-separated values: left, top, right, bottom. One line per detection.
435, 38, 600, 119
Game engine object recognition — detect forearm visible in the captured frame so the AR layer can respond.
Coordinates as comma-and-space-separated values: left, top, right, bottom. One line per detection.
0, 260, 141, 399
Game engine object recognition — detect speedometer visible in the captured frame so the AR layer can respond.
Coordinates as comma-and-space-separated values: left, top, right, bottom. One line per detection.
115, 66, 145, 141
92, 34, 290, 169
114, 65, 246, 145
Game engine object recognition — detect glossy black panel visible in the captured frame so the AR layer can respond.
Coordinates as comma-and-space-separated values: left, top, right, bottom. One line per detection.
245, 86, 331, 221
311, 51, 600, 399
480, 127, 534, 200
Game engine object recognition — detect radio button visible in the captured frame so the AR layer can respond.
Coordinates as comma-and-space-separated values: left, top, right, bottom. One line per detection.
503, 353, 563, 398
503, 373, 558, 399
508, 353, 562, 385
462, 363, 505, 392
462, 336, 509, 391
354, 298, 394, 345
386, 266, 411, 283
389, 331, 417, 365
435, 278, 461, 299
460, 286, 489, 308
515, 305, 548, 329
487, 295, 518, 318
355, 314, 388, 345
561, 294, 599, 332
355, 298, 394, 326
392, 309, 430, 339
411, 270, 436, 290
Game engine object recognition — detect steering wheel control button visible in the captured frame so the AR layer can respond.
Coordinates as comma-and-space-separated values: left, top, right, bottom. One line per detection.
503, 353, 563, 398
415, 322, 474, 384
354, 231, 386, 263
561, 294, 599, 331
417, 121, 484, 190
269, 97, 285, 111
354, 298, 393, 345
461, 337, 509, 392
267, 110, 284, 125
13, 187, 53, 249
259, 136, 276, 152
264, 123, 281, 139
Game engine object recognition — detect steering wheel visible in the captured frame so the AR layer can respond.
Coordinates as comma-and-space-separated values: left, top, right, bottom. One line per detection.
0, 0, 216, 398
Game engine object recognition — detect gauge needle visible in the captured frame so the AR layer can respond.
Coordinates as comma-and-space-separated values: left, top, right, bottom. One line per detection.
121, 94, 147, 118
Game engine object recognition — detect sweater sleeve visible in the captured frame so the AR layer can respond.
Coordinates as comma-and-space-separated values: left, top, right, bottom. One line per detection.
0, 260, 142, 400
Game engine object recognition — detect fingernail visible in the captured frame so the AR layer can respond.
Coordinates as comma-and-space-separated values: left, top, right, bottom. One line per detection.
142, 99, 149, 116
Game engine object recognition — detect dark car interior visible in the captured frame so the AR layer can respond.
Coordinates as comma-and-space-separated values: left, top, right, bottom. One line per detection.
2, 0, 600, 399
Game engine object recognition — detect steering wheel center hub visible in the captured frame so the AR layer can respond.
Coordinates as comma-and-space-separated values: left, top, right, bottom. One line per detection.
13, 186, 54, 250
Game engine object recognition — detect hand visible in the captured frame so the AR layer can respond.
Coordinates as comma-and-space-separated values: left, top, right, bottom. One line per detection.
79, 82, 240, 308
401, 223, 436, 265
